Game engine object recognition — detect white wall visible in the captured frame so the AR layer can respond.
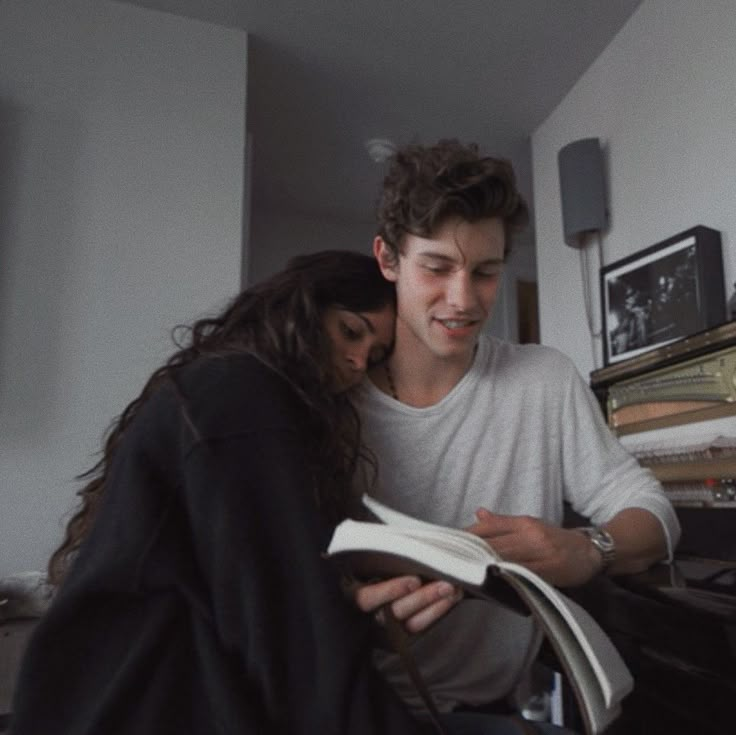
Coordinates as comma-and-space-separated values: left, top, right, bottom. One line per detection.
532, 0, 736, 377
0, 0, 248, 577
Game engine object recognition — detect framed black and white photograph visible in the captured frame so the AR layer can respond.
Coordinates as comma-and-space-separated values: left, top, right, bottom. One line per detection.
600, 226, 726, 366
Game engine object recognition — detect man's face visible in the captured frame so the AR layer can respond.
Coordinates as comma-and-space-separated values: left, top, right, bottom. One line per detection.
374, 216, 505, 365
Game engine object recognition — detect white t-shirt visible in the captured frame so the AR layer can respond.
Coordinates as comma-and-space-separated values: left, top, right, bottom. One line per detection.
358, 335, 680, 712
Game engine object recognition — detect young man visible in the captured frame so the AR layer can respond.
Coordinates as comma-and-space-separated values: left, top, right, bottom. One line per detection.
354, 140, 681, 719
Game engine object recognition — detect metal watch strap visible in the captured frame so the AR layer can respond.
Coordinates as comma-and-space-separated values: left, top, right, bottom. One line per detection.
575, 526, 616, 570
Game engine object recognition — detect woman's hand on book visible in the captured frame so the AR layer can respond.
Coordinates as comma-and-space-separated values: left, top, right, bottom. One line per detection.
466, 508, 603, 587
352, 575, 463, 634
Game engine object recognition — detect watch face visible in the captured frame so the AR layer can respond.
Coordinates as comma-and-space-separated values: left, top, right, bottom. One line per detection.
579, 526, 616, 565
592, 529, 615, 551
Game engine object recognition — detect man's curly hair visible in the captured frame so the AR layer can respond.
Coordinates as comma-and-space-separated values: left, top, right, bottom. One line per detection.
376, 139, 529, 261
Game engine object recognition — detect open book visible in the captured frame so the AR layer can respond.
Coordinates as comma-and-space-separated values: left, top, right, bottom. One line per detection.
326, 495, 634, 735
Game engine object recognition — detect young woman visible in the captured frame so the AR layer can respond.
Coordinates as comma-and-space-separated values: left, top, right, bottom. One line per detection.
9, 250, 438, 735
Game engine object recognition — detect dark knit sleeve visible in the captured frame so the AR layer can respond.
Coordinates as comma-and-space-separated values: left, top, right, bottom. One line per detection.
180, 424, 431, 735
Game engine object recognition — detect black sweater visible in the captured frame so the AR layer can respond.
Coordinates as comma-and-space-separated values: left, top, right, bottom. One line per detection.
10, 355, 430, 735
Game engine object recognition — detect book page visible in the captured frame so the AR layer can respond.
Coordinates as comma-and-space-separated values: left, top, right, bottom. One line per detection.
495, 561, 633, 708
328, 519, 494, 586
338, 495, 633, 732
362, 494, 502, 561
503, 576, 619, 735
361, 494, 632, 705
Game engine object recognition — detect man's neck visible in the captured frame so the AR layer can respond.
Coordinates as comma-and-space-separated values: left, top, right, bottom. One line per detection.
374, 330, 479, 408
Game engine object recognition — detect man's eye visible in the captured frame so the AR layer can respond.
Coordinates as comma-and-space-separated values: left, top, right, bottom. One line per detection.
476, 270, 500, 279
423, 264, 450, 274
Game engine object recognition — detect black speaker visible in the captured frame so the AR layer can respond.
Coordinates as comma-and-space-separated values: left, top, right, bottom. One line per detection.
558, 137, 608, 248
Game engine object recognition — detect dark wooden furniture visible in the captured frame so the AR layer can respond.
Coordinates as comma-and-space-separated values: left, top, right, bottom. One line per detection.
580, 321, 736, 734
569, 563, 736, 735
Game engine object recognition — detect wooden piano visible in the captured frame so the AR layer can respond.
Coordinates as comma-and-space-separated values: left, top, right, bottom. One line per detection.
576, 321, 736, 734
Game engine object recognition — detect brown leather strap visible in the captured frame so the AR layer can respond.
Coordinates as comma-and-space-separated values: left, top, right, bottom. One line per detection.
380, 605, 545, 735
380, 603, 450, 735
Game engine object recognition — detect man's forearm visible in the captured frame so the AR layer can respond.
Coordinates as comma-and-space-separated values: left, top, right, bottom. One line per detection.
601, 507, 669, 575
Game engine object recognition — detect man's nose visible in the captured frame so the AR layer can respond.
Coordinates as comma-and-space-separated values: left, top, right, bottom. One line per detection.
446, 271, 476, 311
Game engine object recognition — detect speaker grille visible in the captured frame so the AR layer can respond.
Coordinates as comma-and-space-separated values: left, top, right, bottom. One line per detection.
558, 138, 608, 248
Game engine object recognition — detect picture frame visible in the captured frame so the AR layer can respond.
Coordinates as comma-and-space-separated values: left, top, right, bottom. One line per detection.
600, 226, 726, 366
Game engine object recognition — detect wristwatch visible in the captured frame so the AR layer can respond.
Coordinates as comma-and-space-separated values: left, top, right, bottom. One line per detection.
575, 526, 616, 571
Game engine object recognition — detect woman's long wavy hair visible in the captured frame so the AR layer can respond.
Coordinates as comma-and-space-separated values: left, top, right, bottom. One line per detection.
48, 250, 395, 587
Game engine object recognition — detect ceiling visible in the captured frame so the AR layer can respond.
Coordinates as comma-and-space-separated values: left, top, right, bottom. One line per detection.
121, 0, 643, 224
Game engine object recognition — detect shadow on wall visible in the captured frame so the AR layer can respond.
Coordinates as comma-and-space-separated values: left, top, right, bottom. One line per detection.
0, 99, 82, 439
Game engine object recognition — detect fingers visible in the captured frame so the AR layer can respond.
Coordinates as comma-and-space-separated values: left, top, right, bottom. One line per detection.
353, 576, 463, 634
400, 583, 463, 634
465, 508, 521, 537
390, 579, 457, 618
353, 576, 422, 613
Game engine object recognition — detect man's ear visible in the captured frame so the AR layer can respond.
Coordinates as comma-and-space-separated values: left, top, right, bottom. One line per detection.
373, 236, 398, 282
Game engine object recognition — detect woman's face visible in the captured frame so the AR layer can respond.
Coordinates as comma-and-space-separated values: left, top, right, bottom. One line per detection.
323, 303, 395, 390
